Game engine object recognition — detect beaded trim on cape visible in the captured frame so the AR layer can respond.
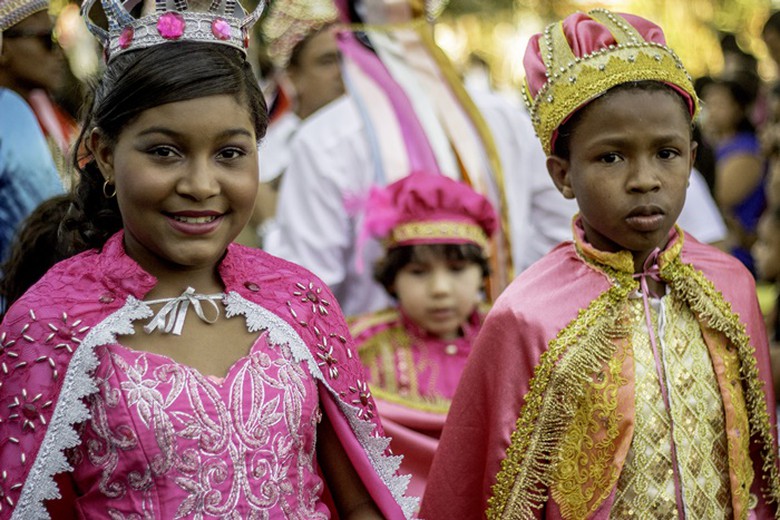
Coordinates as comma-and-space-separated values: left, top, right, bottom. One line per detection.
14, 292, 417, 519
523, 9, 698, 155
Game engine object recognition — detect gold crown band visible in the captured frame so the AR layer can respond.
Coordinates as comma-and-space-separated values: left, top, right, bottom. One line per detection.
389, 221, 488, 249
524, 10, 699, 156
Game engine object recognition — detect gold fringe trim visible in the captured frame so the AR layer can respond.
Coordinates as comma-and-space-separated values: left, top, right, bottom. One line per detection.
487, 268, 636, 519
664, 259, 780, 516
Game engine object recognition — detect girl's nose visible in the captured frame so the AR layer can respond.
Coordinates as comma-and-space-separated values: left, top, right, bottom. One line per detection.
177, 160, 220, 200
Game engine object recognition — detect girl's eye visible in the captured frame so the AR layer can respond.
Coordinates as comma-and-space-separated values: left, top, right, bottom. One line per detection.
218, 147, 247, 160
148, 145, 178, 158
404, 264, 428, 276
448, 261, 468, 272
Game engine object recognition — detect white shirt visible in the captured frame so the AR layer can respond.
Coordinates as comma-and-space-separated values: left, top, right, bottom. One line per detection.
267, 93, 727, 315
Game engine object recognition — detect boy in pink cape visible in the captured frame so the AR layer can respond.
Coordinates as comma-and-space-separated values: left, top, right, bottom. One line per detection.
421, 9, 780, 519
349, 172, 497, 498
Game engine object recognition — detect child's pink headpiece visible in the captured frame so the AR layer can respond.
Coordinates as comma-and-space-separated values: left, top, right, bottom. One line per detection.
363, 172, 498, 250
522, 8, 699, 155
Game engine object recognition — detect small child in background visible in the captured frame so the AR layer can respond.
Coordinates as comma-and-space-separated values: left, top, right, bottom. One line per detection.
422, 9, 779, 519
349, 171, 497, 498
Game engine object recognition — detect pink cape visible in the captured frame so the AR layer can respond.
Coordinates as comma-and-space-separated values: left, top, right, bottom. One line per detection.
420, 226, 778, 519
0, 232, 418, 519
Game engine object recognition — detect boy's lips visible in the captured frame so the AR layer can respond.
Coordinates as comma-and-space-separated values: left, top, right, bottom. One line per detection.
625, 205, 665, 232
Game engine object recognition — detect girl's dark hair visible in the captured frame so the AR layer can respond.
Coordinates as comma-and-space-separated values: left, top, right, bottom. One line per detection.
0, 194, 73, 316
63, 41, 268, 255
373, 243, 490, 298
552, 80, 693, 160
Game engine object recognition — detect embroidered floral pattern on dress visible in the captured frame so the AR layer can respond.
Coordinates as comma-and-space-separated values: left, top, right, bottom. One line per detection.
72, 332, 328, 518
0, 233, 417, 519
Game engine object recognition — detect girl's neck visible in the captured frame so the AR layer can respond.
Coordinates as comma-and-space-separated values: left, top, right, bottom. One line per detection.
145, 268, 224, 300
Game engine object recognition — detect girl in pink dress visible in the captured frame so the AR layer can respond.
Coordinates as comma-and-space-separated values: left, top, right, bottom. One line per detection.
349, 172, 497, 498
0, 0, 416, 518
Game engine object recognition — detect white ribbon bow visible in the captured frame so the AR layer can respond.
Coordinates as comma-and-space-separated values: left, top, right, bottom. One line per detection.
143, 286, 224, 336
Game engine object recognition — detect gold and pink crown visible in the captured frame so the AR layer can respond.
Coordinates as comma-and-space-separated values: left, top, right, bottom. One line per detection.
0, 0, 49, 31
81, 0, 266, 63
522, 9, 699, 156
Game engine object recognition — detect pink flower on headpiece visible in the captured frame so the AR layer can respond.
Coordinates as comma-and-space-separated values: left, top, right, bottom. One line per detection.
118, 26, 134, 49
211, 18, 231, 41
157, 12, 185, 40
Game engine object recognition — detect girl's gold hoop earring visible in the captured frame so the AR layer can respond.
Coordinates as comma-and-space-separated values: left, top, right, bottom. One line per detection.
102, 179, 117, 199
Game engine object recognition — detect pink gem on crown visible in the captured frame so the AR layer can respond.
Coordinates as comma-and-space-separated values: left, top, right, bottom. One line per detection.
118, 26, 134, 48
157, 12, 185, 40
81, 0, 267, 63
211, 18, 231, 41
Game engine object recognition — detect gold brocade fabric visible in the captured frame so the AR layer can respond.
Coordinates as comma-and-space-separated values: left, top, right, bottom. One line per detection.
611, 296, 731, 518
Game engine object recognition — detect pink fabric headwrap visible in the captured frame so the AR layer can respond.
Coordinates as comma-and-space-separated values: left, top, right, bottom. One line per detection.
521, 11, 697, 155
363, 172, 498, 247
523, 13, 668, 99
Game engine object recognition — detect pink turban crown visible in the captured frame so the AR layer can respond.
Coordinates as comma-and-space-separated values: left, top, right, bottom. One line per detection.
521, 9, 698, 155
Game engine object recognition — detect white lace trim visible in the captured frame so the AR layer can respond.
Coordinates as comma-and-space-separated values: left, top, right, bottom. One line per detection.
13, 297, 153, 520
224, 292, 418, 518
14, 293, 416, 519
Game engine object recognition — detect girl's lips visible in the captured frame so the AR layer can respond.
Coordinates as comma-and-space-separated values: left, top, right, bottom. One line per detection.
428, 308, 456, 321
165, 213, 224, 235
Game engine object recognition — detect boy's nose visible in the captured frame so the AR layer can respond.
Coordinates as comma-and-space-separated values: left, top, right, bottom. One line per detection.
627, 160, 662, 193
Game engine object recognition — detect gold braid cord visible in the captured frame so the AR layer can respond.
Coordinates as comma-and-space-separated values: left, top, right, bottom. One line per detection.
488, 254, 780, 519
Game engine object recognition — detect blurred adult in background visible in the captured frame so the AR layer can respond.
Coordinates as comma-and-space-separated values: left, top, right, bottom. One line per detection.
763, 12, 780, 73
0, 0, 65, 310
701, 74, 767, 275
266, 0, 729, 316
266, 0, 545, 315
250, 21, 344, 248
0, 1, 78, 185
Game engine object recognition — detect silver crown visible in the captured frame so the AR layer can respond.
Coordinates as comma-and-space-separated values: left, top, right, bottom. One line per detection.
81, 0, 266, 63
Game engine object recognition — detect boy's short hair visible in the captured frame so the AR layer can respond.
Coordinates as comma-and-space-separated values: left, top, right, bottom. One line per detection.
374, 243, 490, 298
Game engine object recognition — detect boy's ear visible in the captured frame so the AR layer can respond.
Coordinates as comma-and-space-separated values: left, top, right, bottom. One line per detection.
546, 155, 575, 199
87, 128, 115, 182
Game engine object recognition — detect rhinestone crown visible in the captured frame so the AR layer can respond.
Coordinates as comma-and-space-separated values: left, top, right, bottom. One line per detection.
82, 0, 266, 63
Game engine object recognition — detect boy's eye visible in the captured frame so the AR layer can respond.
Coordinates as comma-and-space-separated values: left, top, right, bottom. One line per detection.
599, 153, 621, 164
658, 149, 679, 160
